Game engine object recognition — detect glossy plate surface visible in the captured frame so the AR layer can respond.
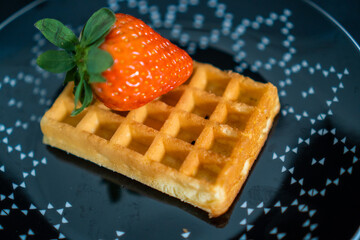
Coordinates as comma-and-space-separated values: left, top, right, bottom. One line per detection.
0, 0, 359, 239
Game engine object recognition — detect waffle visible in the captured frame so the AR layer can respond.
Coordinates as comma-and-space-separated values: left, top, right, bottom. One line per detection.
40, 62, 280, 217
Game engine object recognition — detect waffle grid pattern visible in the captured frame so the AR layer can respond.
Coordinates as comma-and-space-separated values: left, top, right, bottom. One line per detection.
41, 62, 280, 216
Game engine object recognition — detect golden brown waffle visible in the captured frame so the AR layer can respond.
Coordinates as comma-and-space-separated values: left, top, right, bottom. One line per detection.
41, 62, 280, 217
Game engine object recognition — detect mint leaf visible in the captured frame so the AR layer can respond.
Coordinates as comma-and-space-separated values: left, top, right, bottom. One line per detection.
89, 73, 106, 83
35, 19, 79, 51
74, 78, 83, 107
37, 50, 75, 73
81, 8, 115, 47
83, 82, 93, 106
72, 77, 84, 116
91, 36, 106, 48
71, 79, 93, 116
86, 47, 113, 73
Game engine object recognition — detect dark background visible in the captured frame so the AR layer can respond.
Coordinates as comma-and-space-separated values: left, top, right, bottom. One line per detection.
1, 0, 360, 46
0, 1, 359, 239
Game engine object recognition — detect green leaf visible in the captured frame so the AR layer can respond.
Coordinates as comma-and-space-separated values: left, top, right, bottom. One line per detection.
71, 106, 84, 116
89, 73, 106, 83
72, 72, 81, 94
91, 35, 106, 48
64, 67, 77, 84
83, 81, 93, 106
73, 78, 84, 109
71, 77, 84, 116
86, 47, 113, 73
37, 50, 75, 73
71, 80, 93, 116
34, 18, 79, 51
81, 8, 116, 47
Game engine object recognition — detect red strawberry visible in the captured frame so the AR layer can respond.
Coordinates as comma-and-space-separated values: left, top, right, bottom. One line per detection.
95, 13, 193, 111
35, 8, 193, 114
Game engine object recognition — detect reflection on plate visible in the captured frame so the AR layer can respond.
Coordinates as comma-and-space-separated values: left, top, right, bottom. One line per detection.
0, 0, 359, 239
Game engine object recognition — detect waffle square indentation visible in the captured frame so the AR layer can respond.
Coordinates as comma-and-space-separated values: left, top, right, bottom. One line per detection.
223, 105, 253, 131
237, 88, 264, 106
159, 88, 184, 107
128, 135, 153, 155
204, 71, 231, 97
194, 153, 225, 184
224, 77, 267, 107
131, 103, 171, 131
189, 91, 219, 119
205, 126, 238, 157
159, 139, 190, 170
94, 121, 121, 141
174, 114, 205, 144
61, 110, 87, 127
143, 111, 169, 132
118, 124, 155, 155
210, 137, 236, 157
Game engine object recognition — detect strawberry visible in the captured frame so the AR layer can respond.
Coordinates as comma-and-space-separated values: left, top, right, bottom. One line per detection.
94, 13, 193, 111
35, 8, 192, 114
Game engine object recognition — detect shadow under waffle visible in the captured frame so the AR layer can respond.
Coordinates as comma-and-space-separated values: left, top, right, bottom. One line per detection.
47, 146, 234, 228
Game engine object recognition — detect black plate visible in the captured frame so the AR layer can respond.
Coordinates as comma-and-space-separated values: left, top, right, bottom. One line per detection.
1, 0, 360, 239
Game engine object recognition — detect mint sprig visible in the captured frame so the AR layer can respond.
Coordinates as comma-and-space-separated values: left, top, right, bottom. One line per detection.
34, 8, 116, 115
